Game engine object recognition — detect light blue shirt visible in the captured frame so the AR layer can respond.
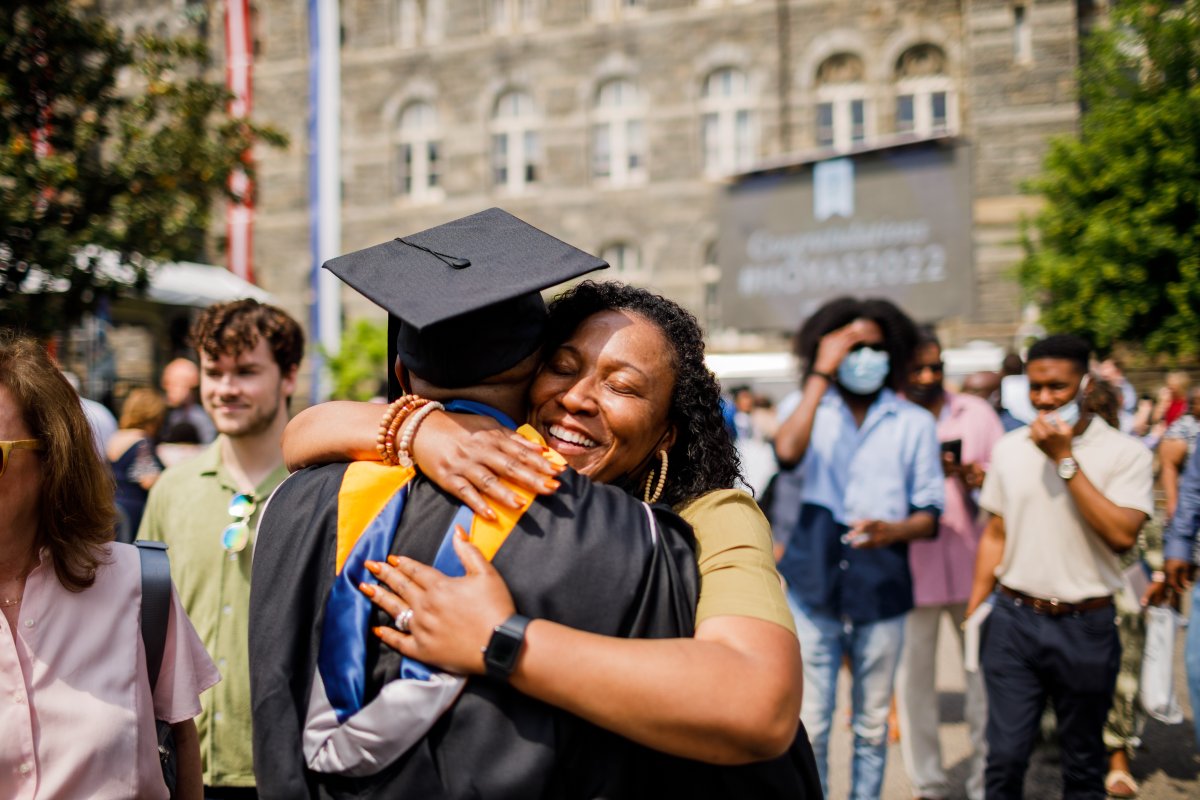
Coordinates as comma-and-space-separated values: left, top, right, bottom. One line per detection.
799, 388, 944, 525
777, 387, 944, 622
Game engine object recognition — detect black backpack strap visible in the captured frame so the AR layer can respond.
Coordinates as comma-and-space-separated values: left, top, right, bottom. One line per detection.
135, 540, 173, 692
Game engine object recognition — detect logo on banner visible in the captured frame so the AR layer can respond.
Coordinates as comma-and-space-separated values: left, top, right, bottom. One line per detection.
813, 158, 854, 221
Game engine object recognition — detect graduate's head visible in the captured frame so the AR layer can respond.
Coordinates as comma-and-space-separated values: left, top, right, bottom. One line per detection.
530, 281, 743, 507
324, 209, 607, 417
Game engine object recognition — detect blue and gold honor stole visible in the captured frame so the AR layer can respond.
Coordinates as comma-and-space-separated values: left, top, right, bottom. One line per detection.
315, 400, 564, 724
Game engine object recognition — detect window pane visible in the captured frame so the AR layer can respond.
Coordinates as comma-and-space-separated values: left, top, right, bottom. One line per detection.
427, 141, 439, 187
816, 103, 834, 147
395, 144, 411, 194
735, 109, 752, 168
523, 130, 539, 183
627, 119, 644, 171
895, 94, 914, 133
397, 0, 419, 47
702, 112, 720, 171
492, 0, 509, 30
593, 124, 611, 178
931, 92, 948, 130
850, 99, 865, 143
492, 133, 508, 185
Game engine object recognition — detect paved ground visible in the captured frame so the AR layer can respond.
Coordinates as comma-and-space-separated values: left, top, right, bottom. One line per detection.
823, 613, 1200, 800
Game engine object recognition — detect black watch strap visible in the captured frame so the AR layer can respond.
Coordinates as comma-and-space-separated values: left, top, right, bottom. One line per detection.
483, 613, 531, 680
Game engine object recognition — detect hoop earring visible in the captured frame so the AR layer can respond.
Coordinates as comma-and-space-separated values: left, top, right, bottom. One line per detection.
643, 449, 669, 504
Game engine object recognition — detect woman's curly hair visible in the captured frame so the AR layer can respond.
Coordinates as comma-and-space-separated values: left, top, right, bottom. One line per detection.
545, 281, 742, 507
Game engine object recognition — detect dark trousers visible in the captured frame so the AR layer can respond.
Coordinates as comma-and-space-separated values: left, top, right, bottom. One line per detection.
980, 592, 1120, 800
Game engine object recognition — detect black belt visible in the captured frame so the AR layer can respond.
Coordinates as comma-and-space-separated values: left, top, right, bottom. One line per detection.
998, 584, 1113, 616
203, 788, 258, 800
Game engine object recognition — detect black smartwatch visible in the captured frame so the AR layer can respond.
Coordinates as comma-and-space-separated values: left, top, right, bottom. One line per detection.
483, 613, 531, 680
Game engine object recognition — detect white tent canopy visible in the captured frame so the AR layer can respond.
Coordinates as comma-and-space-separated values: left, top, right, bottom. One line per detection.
146, 261, 271, 307
19, 250, 271, 308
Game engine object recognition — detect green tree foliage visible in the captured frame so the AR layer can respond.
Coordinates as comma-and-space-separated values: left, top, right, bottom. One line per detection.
1019, 0, 1200, 358
324, 319, 390, 401
0, 1, 286, 334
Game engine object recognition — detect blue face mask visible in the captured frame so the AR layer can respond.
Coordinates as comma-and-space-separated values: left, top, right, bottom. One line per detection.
837, 348, 891, 396
1048, 376, 1089, 427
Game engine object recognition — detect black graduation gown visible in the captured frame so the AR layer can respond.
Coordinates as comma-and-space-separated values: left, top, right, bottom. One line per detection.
249, 464, 822, 800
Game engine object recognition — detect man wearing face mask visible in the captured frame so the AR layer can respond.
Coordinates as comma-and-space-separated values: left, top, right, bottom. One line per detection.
965, 334, 1153, 800
775, 297, 945, 800
897, 329, 1004, 800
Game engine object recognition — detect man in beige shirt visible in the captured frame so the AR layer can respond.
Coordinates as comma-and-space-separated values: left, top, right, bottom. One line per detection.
966, 334, 1153, 800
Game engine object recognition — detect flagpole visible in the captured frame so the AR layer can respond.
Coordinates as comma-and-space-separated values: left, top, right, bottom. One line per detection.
308, 0, 342, 402
226, 0, 255, 283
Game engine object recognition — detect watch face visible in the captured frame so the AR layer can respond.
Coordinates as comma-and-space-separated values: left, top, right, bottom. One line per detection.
487, 630, 522, 671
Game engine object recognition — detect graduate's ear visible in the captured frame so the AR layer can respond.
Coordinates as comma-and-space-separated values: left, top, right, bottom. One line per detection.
394, 358, 412, 395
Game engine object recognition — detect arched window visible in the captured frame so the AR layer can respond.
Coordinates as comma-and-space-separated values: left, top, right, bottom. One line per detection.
601, 242, 645, 281
592, 79, 646, 187
814, 53, 868, 152
394, 102, 442, 202
893, 44, 955, 136
394, 0, 444, 48
700, 68, 756, 177
491, 91, 540, 193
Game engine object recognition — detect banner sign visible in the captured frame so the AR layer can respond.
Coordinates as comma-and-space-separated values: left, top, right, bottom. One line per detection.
717, 141, 974, 330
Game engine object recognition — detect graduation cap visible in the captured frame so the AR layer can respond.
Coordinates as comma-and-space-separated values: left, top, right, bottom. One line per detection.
323, 208, 608, 390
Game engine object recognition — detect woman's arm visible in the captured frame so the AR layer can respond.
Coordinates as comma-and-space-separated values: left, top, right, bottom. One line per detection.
281, 400, 561, 518
366, 535, 802, 765
171, 718, 202, 800
1160, 437, 1188, 518
282, 400, 382, 470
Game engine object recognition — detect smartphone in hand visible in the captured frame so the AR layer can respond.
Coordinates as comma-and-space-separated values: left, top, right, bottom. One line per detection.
941, 438, 963, 464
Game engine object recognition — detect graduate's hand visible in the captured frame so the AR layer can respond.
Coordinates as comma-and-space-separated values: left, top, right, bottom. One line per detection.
364, 528, 516, 675
412, 412, 565, 522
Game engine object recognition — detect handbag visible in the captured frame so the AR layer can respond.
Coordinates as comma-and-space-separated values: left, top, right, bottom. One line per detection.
136, 540, 179, 797
1139, 604, 1185, 724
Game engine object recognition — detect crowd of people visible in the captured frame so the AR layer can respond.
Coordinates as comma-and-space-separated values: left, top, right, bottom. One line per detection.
1, 207, 1197, 800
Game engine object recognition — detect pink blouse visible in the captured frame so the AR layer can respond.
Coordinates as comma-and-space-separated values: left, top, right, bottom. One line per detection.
0, 543, 220, 799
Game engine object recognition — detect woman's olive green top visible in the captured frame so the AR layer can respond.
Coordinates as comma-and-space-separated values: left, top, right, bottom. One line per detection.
676, 489, 796, 634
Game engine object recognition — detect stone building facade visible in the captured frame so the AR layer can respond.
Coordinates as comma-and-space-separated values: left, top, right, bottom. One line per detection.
99, 0, 1098, 387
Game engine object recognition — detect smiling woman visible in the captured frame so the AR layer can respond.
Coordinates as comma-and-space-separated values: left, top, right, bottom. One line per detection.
282, 281, 808, 771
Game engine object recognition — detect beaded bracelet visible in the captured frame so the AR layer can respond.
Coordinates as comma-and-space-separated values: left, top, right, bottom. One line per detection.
395, 400, 445, 468
376, 394, 418, 465
383, 398, 428, 465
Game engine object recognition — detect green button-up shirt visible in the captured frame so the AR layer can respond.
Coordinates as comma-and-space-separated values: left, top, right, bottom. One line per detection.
138, 439, 290, 788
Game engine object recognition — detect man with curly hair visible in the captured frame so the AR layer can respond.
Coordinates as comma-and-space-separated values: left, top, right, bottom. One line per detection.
774, 296, 944, 800
139, 298, 304, 798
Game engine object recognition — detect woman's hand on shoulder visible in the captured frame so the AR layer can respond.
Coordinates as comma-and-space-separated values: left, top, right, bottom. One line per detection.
412, 412, 565, 521
363, 530, 516, 675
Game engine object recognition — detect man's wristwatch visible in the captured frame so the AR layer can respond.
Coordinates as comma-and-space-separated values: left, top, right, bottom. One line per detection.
483, 613, 531, 680
1056, 456, 1079, 481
